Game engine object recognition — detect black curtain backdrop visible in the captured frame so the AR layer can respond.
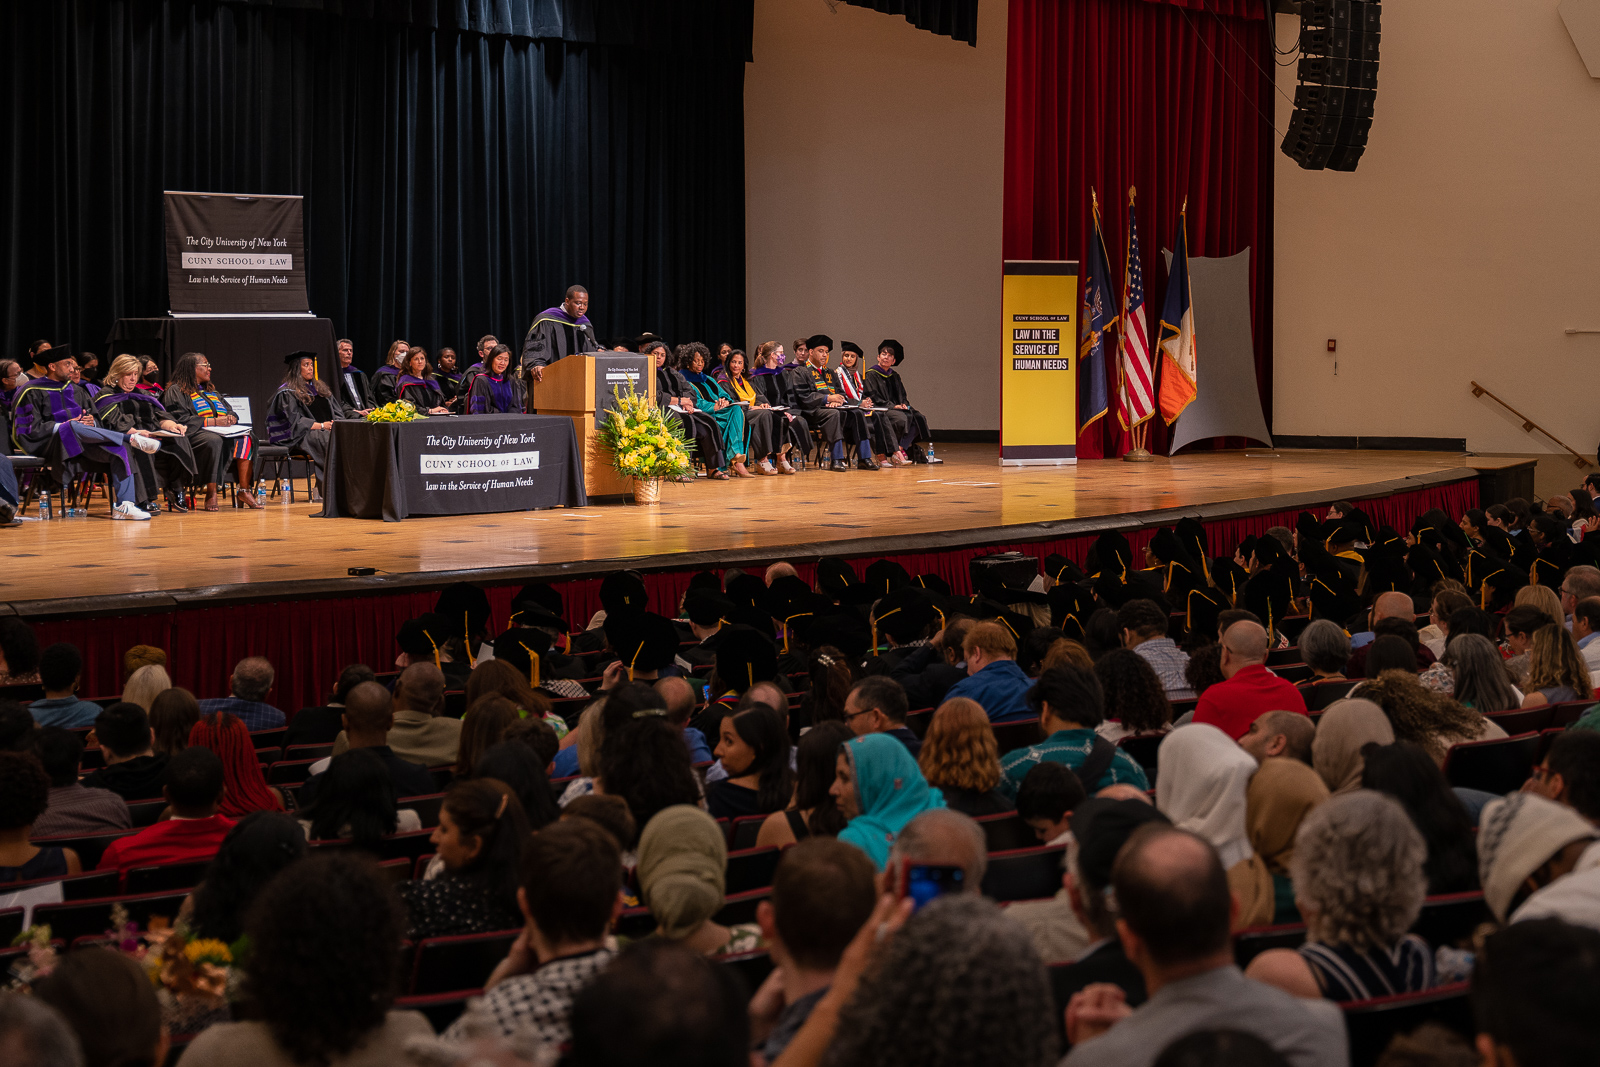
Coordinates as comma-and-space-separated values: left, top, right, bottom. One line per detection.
843, 0, 980, 45
1, 0, 751, 370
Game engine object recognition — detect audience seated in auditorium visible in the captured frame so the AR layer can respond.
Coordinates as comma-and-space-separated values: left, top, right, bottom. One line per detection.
300, 684, 435, 799
1520, 622, 1594, 708
1192, 622, 1307, 740
1045, 797, 1169, 1016
757, 720, 852, 849
748, 838, 878, 1061
333, 663, 458, 767
0, 750, 83, 882
0, 618, 41, 687
1060, 825, 1346, 1067
283, 663, 376, 748
942, 621, 1034, 723
1362, 741, 1481, 893
441, 818, 622, 1051
1471, 918, 1600, 1067
596, 682, 701, 840
121, 663, 171, 712
999, 665, 1149, 800
1477, 792, 1599, 926
33, 948, 165, 1067
843, 675, 920, 756
706, 705, 795, 821
888, 619, 971, 712
188, 712, 287, 816
1242, 757, 1329, 924
916, 697, 1014, 816
1348, 619, 1436, 679
656, 676, 714, 763
0, 990, 82, 1066
1357, 669, 1506, 765
1310, 698, 1394, 795
1094, 647, 1174, 742
178, 853, 431, 1066
471, 741, 560, 832
79, 702, 169, 801
1248, 791, 1434, 1001
888, 807, 990, 897
1444, 632, 1523, 713
1348, 590, 1419, 652
453, 694, 519, 777
28, 726, 130, 837
1015, 760, 1085, 846
832, 733, 946, 870
96, 747, 233, 872
568, 940, 749, 1067
1119, 599, 1193, 700
1498, 604, 1555, 687
1294, 619, 1358, 711
28, 643, 101, 727
196, 656, 284, 730
399, 777, 529, 940
1237, 710, 1316, 767
637, 805, 763, 955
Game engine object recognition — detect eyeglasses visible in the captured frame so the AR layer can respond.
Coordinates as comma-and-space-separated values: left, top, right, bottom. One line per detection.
1530, 764, 1555, 782
843, 707, 875, 722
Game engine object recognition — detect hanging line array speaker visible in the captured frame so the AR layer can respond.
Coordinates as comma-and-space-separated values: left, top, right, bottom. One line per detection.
1282, 0, 1381, 171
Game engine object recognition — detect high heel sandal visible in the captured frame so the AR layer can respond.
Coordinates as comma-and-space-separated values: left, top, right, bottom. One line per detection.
233, 460, 262, 509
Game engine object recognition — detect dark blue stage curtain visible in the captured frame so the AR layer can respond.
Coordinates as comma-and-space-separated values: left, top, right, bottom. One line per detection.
843, 0, 979, 45
0, 0, 752, 365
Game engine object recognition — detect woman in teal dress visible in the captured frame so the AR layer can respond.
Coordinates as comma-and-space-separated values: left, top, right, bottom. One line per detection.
679, 343, 751, 478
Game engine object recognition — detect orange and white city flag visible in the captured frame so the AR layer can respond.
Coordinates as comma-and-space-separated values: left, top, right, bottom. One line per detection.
1157, 202, 1197, 424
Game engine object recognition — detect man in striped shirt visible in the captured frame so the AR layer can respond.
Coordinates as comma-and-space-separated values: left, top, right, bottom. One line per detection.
1118, 599, 1193, 700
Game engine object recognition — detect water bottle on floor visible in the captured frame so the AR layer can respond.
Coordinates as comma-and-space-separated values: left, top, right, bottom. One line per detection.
38, 493, 51, 520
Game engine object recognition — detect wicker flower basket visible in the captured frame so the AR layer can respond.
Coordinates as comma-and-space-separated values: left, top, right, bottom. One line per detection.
632, 477, 663, 505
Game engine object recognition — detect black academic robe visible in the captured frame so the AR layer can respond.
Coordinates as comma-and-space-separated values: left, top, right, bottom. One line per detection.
94, 390, 203, 498
468, 373, 526, 415
751, 370, 812, 452
864, 366, 932, 448
10, 378, 132, 483
657, 366, 726, 471
396, 375, 446, 411
437, 371, 462, 406
520, 307, 598, 371
791, 364, 869, 448
266, 384, 349, 450
371, 365, 402, 406
337, 367, 376, 410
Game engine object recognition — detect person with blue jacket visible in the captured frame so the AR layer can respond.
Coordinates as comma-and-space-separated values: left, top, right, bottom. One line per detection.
942, 621, 1036, 724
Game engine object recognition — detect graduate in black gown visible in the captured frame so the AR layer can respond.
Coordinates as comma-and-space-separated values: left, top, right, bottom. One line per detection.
718, 349, 785, 475
521, 285, 598, 388
435, 347, 463, 411
371, 340, 408, 406
163, 351, 262, 510
12, 346, 145, 519
334, 338, 375, 413
791, 335, 877, 472
395, 347, 450, 414
266, 351, 349, 496
95, 354, 206, 514
749, 341, 808, 471
834, 342, 902, 466
650, 341, 726, 478
458, 334, 497, 402
865, 339, 936, 464
468, 345, 526, 414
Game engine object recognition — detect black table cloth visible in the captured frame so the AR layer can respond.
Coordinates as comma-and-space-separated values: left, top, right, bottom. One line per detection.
320, 413, 586, 521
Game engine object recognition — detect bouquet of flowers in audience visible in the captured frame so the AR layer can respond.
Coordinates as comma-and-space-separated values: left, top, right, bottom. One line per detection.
366, 399, 426, 423
597, 385, 694, 481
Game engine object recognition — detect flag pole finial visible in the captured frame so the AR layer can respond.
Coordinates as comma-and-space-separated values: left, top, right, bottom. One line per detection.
1128, 186, 1136, 205
1181, 195, 1188, 214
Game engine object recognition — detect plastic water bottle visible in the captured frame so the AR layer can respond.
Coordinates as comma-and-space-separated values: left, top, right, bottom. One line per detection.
279, 476, 290, 500
37, 492, 51, 521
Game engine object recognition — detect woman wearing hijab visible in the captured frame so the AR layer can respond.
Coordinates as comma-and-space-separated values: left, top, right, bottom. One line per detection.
1311, 698, 1395, 794
394, 347, 450, 414
163, 351, 261, 509
1243, 758, 1330, 923
467, 344, 525, 414
832, 733, 947, 870
188, 713, 287, 816
637, 805, 765, 956
1154, 723, 1273, 928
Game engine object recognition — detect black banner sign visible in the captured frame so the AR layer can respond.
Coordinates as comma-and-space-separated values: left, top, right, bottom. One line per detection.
163, 191, 309, 313
593, 354, 652, 414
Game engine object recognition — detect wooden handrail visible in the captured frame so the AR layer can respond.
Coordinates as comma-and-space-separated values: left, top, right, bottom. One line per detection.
1470, 381, 1592, 469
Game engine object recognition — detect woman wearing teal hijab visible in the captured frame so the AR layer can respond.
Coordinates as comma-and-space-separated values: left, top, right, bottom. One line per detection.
832, 732, 947, 869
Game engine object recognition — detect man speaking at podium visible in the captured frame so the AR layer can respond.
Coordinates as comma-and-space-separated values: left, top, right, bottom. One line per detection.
521, 284, 598, 387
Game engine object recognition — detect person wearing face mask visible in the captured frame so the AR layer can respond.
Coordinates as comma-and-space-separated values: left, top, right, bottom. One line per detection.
468, 344, 526, 414
521, 284, 598, 388
0, 360, 25, 419
162, 351, 261, 510
371, 339, 409, 406
95, 354, 208, 514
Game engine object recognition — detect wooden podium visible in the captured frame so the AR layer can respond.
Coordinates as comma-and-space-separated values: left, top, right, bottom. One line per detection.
530, 354, 655, 498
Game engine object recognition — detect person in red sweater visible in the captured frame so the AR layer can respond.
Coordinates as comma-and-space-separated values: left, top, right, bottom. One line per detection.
1192, 621, 1307, 740
97, 746, 234, 873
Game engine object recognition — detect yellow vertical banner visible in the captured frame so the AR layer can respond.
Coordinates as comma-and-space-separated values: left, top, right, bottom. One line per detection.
1000, 260, 1079, 464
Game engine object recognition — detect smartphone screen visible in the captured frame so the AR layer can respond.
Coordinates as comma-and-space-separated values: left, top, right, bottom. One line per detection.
903, 864, 965, 912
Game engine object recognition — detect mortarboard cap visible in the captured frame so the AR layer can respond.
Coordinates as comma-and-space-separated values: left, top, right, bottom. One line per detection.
715, 625, 779, 690
863, 559, 912, 597
876, 339, 904, 365
605, 611, 682, 675
599, 570, 649, 619
914, 572, 952, 596
683, 587, 735, 628
841, 341, 863, 357
805, 334, 834, 352
396, 613, 452, 660
283, 349, 317, 366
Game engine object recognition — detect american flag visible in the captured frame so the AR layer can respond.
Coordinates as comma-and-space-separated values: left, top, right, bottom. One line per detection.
1118, 196, 1155, 429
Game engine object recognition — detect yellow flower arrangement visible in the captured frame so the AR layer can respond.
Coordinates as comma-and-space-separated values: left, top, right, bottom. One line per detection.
366, 399, 426, 423
597, 385, 694, 480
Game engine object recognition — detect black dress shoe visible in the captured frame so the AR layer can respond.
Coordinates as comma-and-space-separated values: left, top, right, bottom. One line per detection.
829, 460, 850, 472
857, 456, 880, 471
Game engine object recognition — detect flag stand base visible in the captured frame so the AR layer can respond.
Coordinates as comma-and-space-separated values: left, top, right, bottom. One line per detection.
1122, 448, 1155, 463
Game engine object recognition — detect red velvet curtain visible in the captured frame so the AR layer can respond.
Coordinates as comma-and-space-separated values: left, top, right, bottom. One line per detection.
34, 479, 1476, 711
1003, 0, 1275, 458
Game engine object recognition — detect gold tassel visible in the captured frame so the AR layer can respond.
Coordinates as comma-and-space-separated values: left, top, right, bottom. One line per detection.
518, 641, 541, 688
464, 610, 476, 668
425, 632, 440, 669
628, 643, 645, 682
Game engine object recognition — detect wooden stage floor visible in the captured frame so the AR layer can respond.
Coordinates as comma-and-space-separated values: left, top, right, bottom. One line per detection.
8, 446, 1496, 611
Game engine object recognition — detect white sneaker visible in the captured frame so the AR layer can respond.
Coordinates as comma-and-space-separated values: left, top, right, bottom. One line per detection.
112, 501, 152, 521
129, 435, 159, 454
